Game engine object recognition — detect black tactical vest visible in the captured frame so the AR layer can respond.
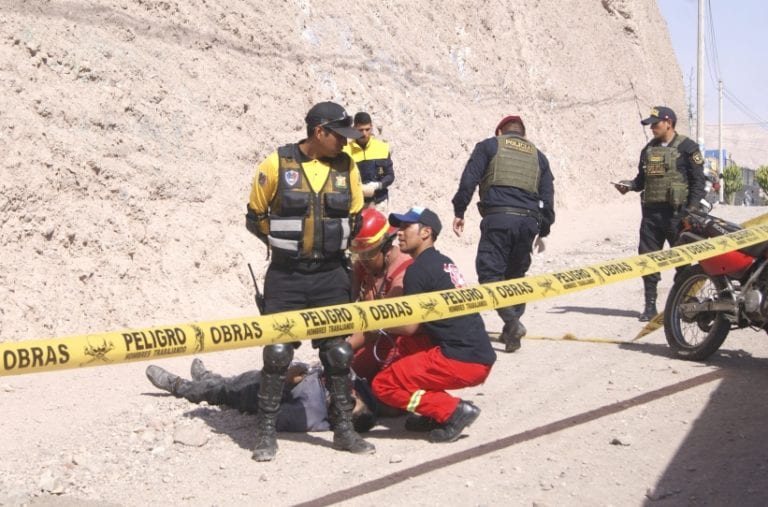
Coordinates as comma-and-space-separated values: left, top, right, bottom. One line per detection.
268, 144, 352, 260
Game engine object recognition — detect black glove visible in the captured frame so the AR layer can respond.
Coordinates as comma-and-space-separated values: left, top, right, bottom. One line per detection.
539, 221, 551, 238
538, 208, 554, 238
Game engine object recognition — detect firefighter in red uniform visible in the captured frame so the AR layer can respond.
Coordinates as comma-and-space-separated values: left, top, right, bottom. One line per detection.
347, 208, 432, 384
245, 101, 374, 461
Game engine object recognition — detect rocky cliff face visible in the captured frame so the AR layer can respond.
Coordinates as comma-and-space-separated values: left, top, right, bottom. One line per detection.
0, 0, 685, 340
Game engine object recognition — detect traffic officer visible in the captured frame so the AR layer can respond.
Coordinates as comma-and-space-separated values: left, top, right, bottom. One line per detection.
451, 115, 555, 353
343, 112, 395, 213
615, 106, 706, 321
245, 101, 375, 461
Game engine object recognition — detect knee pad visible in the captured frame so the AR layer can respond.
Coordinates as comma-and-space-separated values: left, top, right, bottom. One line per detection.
319, 339, 353, 375
262, 343, 294, 372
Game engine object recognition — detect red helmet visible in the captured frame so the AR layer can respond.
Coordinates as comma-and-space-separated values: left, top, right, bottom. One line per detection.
351, 208, 396, 258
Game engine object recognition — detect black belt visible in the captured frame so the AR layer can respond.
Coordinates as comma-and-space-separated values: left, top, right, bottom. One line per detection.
270, 254, 344, 274
478, 205, 540, 220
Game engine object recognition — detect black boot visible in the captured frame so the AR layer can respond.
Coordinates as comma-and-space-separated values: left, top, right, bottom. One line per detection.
146, 365, 184, 393
190, 358, 208, 381
251, 371, 285, 462
499, 319, 526, 353
404, 414, 440, 432
639, 278, 658, 322
428, 400, 481, 443
639, 299, 658, 322
326, 374, 376, 454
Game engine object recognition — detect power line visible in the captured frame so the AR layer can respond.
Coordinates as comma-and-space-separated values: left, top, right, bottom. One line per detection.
723, 88, 768, 132
700, 1, 768, 132
705, 0, 722, 83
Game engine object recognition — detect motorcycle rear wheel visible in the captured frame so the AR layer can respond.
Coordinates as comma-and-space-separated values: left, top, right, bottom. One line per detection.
664, 265, 731, 360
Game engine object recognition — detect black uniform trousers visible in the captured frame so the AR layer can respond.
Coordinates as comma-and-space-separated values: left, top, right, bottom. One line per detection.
263, 258, 351, 349
476, 213, 539, 323
638, 205, 683, 285
174, 369, 332, 432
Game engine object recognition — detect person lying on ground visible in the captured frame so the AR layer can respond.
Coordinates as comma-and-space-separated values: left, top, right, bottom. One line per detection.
145, 358, 376, 433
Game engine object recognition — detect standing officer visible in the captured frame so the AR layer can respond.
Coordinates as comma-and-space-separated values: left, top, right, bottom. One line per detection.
245, 101, 375, 461
615, 106, 706, 321
344, 112, 395, 213
451, 115, 555, 353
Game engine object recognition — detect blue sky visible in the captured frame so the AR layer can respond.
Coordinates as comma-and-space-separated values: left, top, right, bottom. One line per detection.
656, 0, 768, 127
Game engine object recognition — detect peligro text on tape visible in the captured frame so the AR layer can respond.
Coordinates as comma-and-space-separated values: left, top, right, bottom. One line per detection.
3, 222, 768, 377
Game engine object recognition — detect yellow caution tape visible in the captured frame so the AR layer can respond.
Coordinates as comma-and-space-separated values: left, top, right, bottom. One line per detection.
633, 211, 768, 341
4, 220, 768, 377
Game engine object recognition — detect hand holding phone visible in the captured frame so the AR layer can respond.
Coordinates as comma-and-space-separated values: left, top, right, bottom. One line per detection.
611, 181, 631, 195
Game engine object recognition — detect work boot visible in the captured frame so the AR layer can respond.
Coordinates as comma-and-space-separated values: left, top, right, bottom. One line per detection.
639, 278, 658, 322
190, 358, 207, 381
326, 374, 376, 454
638, 300, 658, 322
428, 400, 481, 443
499, 320, 526, 353
146, 365, 182, 393
251, 371, 285, 462
404, 414, 440, 432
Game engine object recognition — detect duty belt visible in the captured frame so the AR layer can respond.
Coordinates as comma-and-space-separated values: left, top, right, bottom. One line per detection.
477, 204, 540, 220
270, 253, 345, 274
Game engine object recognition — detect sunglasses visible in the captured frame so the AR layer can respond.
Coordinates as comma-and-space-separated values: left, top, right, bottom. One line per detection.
317, 114, 353, 129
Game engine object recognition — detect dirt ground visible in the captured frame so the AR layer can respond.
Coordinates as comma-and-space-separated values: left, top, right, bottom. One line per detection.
2, 2, 768, 505
2, 200, 768, 507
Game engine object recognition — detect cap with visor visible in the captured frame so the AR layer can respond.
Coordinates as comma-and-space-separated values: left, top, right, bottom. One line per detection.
305, 101, 362, 139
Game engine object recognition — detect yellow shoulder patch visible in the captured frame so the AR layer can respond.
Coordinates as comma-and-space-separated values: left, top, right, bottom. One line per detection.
692, 151, 704, 165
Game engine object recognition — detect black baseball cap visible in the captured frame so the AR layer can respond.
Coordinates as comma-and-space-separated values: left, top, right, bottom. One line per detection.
305, 102, 362, 139
388, 207, 442, 237
640, 106, 677, 125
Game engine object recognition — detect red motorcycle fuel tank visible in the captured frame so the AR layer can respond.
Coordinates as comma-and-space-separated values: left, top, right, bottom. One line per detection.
700, 250, 755, 276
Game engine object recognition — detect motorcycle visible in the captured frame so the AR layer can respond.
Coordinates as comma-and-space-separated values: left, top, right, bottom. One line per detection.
664, 209, 768, 360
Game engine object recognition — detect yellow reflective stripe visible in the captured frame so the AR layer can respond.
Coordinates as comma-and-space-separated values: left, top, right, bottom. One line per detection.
407, 389, 425, 413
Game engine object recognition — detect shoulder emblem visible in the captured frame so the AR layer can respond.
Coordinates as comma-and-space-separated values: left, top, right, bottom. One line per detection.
691, 151, 704, 165
443, 263, 466, 288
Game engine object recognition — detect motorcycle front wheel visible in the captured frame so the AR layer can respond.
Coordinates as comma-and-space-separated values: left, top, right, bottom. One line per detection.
663, 265, 731, 360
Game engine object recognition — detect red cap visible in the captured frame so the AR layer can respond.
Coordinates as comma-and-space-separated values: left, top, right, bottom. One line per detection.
495, 115, 525, 136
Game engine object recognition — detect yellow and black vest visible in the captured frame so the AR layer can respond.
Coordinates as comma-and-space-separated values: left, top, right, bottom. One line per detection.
480, 134, 540, 198
268, 144, 352, 260
642, 135, 687, 207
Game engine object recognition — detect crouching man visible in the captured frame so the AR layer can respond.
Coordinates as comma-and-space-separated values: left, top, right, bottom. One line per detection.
372, 207, 497, 442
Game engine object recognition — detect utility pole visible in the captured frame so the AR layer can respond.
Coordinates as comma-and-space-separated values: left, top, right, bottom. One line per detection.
718, 80, 725, 202
697, 0, 705, 147
687, 70, 695, 137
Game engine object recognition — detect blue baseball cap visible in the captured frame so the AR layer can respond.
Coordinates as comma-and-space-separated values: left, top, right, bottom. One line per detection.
388, 207, 442, 237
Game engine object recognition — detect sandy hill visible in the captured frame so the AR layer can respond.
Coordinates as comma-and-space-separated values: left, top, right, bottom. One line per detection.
1, 0, 685, 341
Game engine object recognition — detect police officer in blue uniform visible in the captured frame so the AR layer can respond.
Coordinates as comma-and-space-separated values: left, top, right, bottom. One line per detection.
615, 106, 706, 321
452, 115, 555, 353
245, 101, 375, 461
